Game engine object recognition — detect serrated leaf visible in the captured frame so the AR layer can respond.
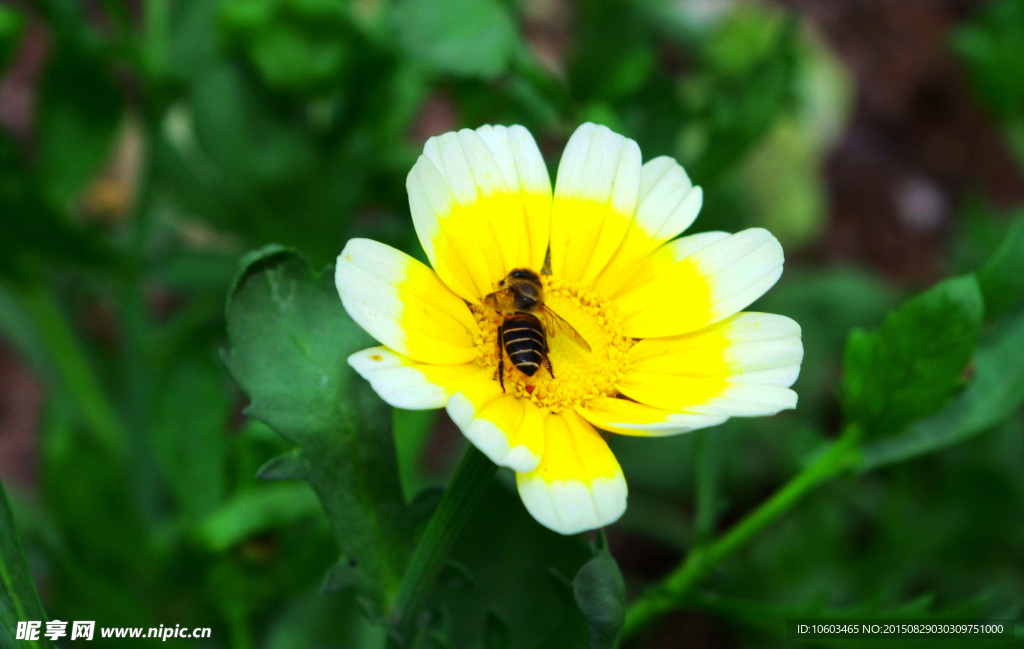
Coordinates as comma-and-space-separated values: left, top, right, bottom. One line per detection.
257, 450, 307, 481
572, 533, 625, 649
429, 483, 591, 648
223, 245, 416, 613
842, 275, 984, 438
0, 480, 54, 649
860, 308, 1024, 470
321, 558, 379, 597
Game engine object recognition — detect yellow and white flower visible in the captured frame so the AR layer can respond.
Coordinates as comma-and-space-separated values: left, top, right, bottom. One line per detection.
336, 123, 803, 535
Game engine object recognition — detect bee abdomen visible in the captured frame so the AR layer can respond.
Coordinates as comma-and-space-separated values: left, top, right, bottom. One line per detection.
502, 314, 547, 377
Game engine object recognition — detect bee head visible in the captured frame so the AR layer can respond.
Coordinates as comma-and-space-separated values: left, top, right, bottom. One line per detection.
508, 269, 538, 281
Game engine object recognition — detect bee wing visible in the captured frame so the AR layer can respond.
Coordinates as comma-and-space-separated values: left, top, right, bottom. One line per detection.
541, 306, 592, 352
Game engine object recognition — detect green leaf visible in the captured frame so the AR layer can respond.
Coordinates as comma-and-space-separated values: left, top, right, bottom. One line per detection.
36, 50, 122, 209
0, 131, 122, 281
860, 308, 1024, 470
0, 480, 54, 649
842, 275, 984, 438
392, 0, 518, 79
218, 0, 352, 92
191, 63, 315, 184
429, 482, 592, 648
196, 483, 322, 552
977, 210, 1024, 321
40, 395, 147, 581
572, 533, 625, 649
151, 356, 230, 522
263, 590, 385, 649
223, 245, 416, 613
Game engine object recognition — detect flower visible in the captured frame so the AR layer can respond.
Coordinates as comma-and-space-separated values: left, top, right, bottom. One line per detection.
336, 123, 803, 535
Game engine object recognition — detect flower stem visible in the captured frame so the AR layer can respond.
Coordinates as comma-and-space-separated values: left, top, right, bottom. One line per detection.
622, 425, 861, 640
388, 444, 497, 647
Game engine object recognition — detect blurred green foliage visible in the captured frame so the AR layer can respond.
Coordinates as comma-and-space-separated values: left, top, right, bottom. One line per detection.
955, 0, 1024, 167
0, 0, 1021, 647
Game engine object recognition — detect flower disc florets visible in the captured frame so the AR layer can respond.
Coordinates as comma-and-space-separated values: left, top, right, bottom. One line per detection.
472, 276, 634, 413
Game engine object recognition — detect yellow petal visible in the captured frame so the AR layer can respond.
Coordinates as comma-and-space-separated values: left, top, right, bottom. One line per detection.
576, 398, 727, 437
348, 347, 481, 409
336, 238, 479, 365
593, 156, 703, 296
616, 312, 802, 416
515, 410, 627, 535
612, 228, 784, 338
549, 123, 641, 284
446, 369, 547, 472
407, 126, 552, 302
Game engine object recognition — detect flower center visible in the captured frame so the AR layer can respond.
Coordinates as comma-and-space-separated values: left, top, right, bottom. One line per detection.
471, 276, 634, 412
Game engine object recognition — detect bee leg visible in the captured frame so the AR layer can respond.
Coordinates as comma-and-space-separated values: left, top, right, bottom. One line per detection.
496, 322, 505, 393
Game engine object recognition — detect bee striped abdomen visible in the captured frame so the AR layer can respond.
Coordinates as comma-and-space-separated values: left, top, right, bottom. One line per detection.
502, 313, 547, 376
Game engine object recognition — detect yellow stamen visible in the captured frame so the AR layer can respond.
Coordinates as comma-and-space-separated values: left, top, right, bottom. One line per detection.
471, 276, 634, 412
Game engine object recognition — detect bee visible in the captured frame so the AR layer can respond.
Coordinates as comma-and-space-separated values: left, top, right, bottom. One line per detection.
485, 268, 591, 392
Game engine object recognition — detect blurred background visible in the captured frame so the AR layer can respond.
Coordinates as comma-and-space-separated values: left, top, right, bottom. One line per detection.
0, 0, 1023, 646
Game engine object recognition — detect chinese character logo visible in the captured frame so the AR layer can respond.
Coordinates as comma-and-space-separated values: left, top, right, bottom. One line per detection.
15, 621, 41, 640
72, 620, 96, 640
44, 620, 67, 641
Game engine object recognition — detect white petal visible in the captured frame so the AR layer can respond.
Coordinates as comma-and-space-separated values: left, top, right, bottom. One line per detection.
348, 347, 480, 409
336, 239, 478, 364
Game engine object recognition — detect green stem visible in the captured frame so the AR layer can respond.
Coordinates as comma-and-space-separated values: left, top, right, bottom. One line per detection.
622, 426, 861, 640
692, 429, 720, 548
19, 283, 128, 458
387, 445, 496, 647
